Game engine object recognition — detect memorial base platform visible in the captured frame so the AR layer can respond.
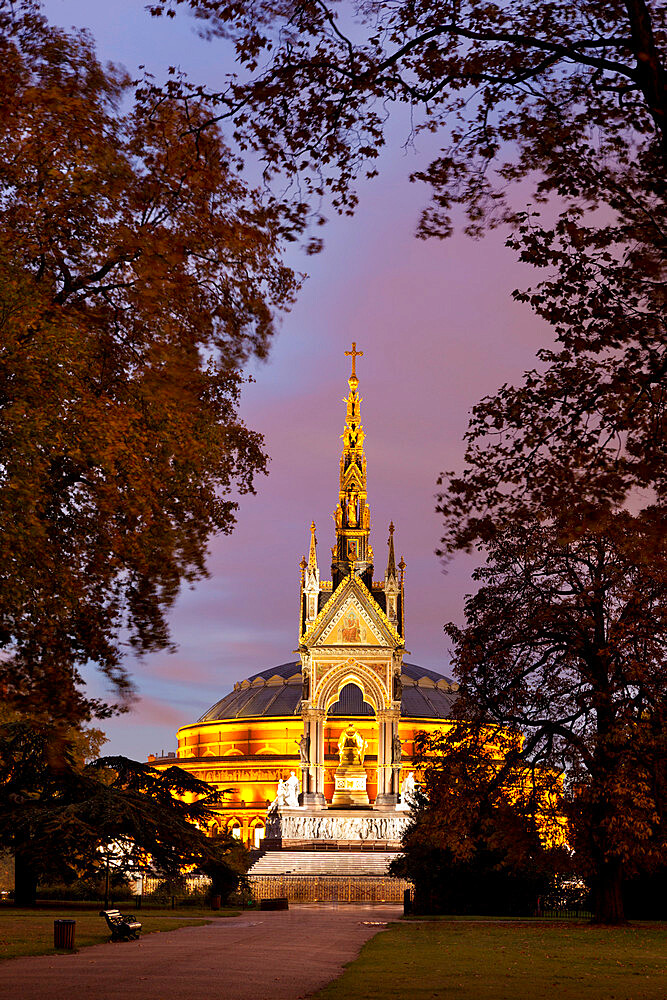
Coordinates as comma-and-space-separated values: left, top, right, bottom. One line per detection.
249, 805, 410, 900
247, 845, 408, 902
263, 806, 409, 850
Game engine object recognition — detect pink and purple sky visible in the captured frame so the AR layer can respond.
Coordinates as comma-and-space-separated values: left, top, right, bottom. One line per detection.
43, 1, 552, 760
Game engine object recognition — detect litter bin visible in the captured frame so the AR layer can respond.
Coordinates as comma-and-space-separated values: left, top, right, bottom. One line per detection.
54, 919, 76, 950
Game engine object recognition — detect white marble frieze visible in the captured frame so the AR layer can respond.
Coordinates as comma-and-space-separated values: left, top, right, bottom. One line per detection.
265, 811, 409, 842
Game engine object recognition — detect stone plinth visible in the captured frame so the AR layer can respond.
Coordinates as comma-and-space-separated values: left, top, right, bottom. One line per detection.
331, 764, 370, 807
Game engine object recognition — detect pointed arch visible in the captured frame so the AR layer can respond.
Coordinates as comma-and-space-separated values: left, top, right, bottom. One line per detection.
315, 661, 388, 714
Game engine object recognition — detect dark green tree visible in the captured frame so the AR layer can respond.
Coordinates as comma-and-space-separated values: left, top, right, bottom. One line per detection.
0, 719, 246, 906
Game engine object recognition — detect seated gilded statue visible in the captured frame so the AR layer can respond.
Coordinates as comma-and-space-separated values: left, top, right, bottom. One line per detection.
337, 723, 366, 766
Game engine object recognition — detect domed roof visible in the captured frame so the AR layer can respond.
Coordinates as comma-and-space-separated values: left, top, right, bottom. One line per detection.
196, 661, 458, 723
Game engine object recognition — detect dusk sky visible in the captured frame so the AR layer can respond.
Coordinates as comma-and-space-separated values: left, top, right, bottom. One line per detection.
43, 0, 553, 760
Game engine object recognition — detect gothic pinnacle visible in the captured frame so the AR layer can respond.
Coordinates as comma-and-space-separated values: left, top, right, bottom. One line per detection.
386, 521, 397, 578
308, 521, 318, 570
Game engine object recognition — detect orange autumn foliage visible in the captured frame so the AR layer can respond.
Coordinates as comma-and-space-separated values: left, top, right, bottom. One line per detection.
0, 2, 298, 722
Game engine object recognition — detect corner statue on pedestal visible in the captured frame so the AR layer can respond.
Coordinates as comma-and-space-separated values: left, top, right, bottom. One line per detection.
268, 772, 301, 811
398, 771, 418, 811
285, 771, 300, 808
268, 778, 287, 813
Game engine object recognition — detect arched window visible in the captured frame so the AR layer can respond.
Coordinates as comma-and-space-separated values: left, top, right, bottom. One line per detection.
229, 821, 242, 840
328, 682, 375, 716
253, 825, 265, 848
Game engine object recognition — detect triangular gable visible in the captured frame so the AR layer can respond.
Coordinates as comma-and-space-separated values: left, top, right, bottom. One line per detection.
319, 596, 384, 646
301, 573, 402, 648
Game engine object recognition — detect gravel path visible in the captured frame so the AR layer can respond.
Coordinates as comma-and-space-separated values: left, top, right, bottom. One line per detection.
0, 904, 401, 1000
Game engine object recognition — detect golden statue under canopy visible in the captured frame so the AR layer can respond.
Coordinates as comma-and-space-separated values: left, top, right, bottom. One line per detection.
337, 722, 367, 766
333, 722, 370, 806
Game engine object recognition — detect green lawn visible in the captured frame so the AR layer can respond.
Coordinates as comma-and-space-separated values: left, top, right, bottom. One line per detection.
0, 907, 239, 961
314, 920, 667, 1000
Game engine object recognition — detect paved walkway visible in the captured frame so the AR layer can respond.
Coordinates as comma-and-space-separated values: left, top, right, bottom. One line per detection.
0, 904, 401, 1000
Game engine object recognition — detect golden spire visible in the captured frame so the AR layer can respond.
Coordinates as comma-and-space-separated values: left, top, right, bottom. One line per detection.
340, 346, 365, 463
339, 342, 367, 499
332, 344, 372, 588
308, 521, 318, 570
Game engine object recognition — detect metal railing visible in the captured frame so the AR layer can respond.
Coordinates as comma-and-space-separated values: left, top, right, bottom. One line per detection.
249, 874, 407, 902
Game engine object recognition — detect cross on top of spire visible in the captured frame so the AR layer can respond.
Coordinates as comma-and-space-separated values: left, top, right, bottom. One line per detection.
345, 342, 363, 378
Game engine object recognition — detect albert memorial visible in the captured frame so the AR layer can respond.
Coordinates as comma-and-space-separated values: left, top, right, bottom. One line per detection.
150, 345, 460, 900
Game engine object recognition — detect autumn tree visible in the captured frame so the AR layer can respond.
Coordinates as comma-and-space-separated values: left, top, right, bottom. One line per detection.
0, 1, 298, 723
150, 0, 667, 534
0, 719, 246, 906
442, 513, 667, 923
390, 726, 565, 915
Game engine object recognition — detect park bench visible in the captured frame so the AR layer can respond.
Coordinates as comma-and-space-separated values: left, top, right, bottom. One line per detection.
99, 908, 142, 942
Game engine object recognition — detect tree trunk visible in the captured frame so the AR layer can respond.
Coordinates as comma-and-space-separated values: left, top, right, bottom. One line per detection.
593, 858, 626, 924
624, 0, 667, 152
14, 851, 38, 907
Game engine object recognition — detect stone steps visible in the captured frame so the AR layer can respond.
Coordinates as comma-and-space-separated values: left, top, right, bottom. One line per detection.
248, 850, 401, 877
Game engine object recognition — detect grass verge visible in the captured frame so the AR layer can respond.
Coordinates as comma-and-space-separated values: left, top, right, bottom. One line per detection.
313, 919, 667, 1000
0, 907, 239, 961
